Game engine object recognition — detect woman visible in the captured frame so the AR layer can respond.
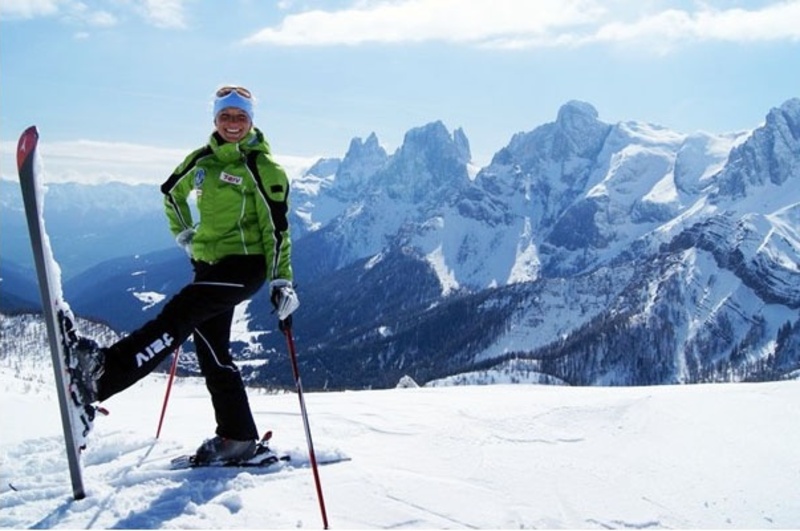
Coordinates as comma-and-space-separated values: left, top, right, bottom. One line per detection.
72, 85, 299, 465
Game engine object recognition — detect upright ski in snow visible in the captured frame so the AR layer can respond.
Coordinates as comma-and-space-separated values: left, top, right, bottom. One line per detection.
17, 126, 98, 500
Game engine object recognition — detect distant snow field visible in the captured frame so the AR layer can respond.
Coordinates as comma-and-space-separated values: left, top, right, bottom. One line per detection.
1, 367, 798, 529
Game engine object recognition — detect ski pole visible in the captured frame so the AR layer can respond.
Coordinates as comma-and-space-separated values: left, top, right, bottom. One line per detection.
155, 347, 181, 439
283, 323, 329, 529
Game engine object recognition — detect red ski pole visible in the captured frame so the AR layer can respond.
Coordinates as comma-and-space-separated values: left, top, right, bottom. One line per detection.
283, 323, 329, 529
156, 348, 181, 439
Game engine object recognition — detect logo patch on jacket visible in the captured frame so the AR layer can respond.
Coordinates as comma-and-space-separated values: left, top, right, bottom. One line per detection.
220, 172, 243, 186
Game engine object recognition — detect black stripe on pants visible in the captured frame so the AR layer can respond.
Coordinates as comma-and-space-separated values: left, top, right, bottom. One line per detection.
97, 254, 266, 440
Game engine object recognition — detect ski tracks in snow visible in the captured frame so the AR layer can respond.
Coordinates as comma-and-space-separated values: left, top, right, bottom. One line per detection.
0, 429, 346, 529
2, 379, 799, 528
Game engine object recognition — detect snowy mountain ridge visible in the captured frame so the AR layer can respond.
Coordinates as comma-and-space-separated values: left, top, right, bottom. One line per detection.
290, 100, 754, 290
2, 98, 799, 389
282, 97, 800, 388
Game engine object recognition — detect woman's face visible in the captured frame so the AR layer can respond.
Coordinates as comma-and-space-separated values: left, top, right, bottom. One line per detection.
214, 108, 251, 143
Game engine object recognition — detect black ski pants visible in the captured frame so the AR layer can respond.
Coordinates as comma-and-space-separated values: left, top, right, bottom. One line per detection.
97, 254, 266, 441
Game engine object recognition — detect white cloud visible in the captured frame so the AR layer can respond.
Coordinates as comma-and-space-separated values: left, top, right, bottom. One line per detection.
84, 9, 117, 27
0, 139, 319, 185
137, 0, 188, 29
0, 0, 186, 29
241, 0, 800, 50
243, 0, 601, 46
0, 139, 186, 185
0, 0, 60, 19
692, 1, 800, 42
63, 2, 118, 28
584, 1, 800, 50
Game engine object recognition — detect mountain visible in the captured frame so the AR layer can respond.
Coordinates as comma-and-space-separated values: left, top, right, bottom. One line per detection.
2, 98, 799, 390
64, 247, 193, 332
0, 180, 173, 279
0, 260, 40, 313
291, 122, 469, 277
280, 98, 800, 389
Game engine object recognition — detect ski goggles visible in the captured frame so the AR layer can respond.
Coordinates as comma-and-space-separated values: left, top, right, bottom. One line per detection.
216, 86, 252, 99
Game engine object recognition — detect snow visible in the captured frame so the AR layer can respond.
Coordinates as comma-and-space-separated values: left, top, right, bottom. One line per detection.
28, 143, 65, 304
132, 292, 167, 311
473, 269, 626, 365
230, 300, 269, 354
1, 364, 799, 529
425, 244, 459, 296
507, 216, 540, 284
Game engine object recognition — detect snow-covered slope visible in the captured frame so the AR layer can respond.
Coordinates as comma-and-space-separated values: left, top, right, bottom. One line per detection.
1, 357, 798, 529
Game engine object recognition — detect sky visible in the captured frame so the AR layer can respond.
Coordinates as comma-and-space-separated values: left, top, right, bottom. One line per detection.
1, 0, 799, 184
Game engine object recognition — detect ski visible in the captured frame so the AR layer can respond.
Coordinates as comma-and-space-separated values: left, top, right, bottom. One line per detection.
170, 451, 350, 471
169, 431, 350, 470
170, 431, 288, 470
170, 447, 291, 470
17, 126, 100, 500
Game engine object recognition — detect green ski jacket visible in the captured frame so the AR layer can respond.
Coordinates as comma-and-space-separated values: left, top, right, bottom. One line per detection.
161, 128, 293, 282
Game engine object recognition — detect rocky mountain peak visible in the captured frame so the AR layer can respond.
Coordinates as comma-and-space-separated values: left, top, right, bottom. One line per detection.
552, 100, 610, 160
333, 132, 389, 195
716, 97, 800, 199
453, 127, 471, 163
556, 100, 599, 126
398, 121, 469, 163
374, 121, 471, 203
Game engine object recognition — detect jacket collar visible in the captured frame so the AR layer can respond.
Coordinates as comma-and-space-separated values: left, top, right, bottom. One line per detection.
209, 128, 270, 162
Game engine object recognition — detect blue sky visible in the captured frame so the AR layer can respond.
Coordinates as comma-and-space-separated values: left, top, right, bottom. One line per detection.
1, 0, 799, 184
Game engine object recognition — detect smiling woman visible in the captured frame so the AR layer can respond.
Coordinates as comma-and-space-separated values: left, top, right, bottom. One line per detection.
60, 84, 301, 467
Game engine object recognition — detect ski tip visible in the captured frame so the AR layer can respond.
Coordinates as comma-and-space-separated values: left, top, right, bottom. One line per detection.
17, 126, 39, 170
